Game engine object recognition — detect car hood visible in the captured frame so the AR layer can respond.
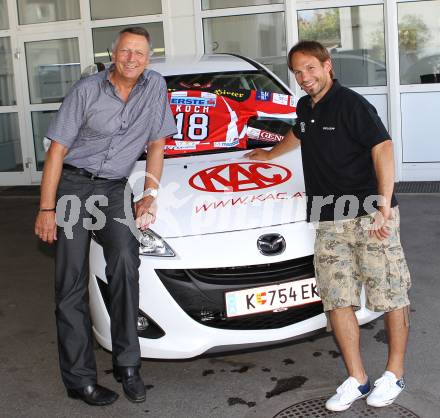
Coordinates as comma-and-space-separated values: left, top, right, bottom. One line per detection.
129, 149, 306, 238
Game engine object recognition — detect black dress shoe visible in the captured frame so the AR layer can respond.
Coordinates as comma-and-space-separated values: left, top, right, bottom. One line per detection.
67, 384, 118, 406
113, 366, 146, 403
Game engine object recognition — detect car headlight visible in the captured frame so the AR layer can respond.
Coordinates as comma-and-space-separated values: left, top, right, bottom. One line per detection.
139, 229, 175, 257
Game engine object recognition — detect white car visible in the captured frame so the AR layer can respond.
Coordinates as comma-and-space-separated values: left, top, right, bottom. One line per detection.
88, 54, 380, 359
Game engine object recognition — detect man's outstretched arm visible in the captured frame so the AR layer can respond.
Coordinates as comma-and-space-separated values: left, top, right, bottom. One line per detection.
135, 138, 165, 231
244, 129, 301, 160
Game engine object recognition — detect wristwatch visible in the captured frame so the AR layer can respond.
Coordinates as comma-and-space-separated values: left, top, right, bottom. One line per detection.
142, 187, 158, 199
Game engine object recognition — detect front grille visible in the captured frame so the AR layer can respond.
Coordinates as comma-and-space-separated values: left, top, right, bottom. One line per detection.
160, 255, 314, 286
195, 303, 323, 330
155, 256, 324, 330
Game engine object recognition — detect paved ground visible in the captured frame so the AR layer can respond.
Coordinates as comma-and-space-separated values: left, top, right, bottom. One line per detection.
0, 193, 439, 418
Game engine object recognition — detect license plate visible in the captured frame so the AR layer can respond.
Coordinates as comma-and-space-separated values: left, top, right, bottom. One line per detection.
225, 277, 320, 318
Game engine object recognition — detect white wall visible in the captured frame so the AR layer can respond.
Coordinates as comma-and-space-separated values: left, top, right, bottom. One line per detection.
165, 0, 197, 55
401, 92, 440, 164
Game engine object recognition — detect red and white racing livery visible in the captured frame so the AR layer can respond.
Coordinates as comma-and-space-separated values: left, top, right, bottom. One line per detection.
165, 89, 296, 155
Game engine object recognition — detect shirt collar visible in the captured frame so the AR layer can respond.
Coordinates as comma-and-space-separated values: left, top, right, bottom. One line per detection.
308, 79, 341, 107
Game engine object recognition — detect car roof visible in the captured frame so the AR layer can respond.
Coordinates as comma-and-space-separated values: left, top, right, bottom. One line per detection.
149, 54, 259, 76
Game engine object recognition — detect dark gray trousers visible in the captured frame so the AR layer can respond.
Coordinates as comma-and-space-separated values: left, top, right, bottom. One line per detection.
55, 169, 141, 390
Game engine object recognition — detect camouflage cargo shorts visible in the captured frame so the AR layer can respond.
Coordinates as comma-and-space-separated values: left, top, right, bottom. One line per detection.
314, 207, 411, 313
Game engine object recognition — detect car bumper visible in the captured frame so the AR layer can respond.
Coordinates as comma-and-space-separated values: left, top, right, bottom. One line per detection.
89, 221, 381, 359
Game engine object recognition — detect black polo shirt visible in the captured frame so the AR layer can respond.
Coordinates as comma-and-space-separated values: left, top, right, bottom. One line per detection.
292, 80, 397, 222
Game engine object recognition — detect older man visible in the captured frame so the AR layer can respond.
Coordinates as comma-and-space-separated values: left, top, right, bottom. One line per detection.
246, 40, 410, 412
35, 27, 176, 405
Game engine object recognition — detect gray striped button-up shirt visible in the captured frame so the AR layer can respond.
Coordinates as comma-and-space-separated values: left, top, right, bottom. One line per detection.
46, 66, 177, 179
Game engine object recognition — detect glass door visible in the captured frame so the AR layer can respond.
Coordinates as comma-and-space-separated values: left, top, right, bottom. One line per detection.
294, 2, 389, 129
0, 15, 29, 185
17, 31, 86, 183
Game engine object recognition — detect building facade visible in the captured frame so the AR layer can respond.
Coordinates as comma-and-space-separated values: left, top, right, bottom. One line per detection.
1, 0, 439, 185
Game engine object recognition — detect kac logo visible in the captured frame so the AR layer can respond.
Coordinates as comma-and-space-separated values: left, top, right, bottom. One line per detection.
188, 162, 292, 192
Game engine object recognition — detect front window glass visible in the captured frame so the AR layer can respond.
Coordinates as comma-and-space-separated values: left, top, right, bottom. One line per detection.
92, 23, 165, 63
0, 0, 8, 29
0, 113, 22, 172
17, 0, 80, 25
0, 37, 16, 106
203, 12, 288, 84
25, 38, 81, 104
31, 111, 57, 171
297, 5, 386, 87
398, 0, 440, 85
202, 0, 283, 10
90, 0, 161, 20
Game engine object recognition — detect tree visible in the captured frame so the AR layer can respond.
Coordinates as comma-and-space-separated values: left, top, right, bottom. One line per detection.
298, 9, 341, 47
398, 15, 430, 53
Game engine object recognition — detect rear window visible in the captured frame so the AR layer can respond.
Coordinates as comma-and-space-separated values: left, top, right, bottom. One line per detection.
162, 71, 296, 158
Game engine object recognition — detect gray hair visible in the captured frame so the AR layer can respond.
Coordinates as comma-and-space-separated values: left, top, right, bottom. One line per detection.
112, 26, 151, 53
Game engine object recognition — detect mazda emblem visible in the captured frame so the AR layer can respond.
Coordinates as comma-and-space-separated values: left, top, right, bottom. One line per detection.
257, 234, 286, 256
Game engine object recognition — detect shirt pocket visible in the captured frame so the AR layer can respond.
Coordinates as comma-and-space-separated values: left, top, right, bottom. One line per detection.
85, 107, 121, 136
79, 126, 110, 141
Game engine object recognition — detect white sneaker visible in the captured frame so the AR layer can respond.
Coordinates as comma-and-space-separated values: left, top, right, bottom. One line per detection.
325, 376, 371, 412
366, 371, 406, 407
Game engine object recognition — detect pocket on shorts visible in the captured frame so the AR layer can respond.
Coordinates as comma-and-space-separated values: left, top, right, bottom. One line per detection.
384, 244, 411, 294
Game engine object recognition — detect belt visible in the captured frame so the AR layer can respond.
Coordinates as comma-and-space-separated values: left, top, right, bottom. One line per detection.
62, 164, 109, 180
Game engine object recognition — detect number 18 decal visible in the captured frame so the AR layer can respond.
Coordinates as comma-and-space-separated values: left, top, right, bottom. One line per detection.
173, 113, 209, 141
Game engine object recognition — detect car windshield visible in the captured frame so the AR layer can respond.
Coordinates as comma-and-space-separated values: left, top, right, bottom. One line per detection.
162, 70, 296, 158
165, 70, 286, 93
